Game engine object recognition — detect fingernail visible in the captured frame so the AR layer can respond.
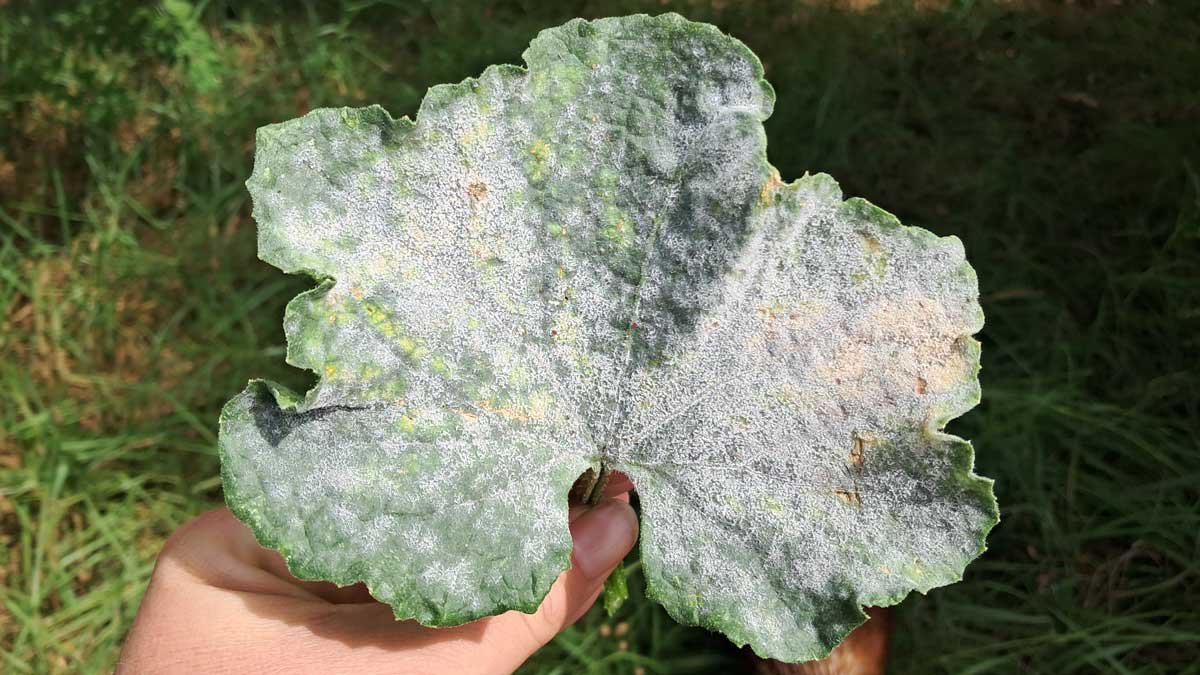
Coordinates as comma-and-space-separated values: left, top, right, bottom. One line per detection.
569, 499, 638, 579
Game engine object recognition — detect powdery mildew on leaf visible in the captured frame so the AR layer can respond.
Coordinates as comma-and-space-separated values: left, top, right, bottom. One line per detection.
219, 13, 997, 662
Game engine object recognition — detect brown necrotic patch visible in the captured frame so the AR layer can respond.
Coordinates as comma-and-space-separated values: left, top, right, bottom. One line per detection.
835, 489, 863, 507
467, 181, 488, 201
849, 433, 867, 470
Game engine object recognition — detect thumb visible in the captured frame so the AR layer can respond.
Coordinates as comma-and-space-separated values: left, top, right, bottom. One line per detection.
482, 497, 639, 666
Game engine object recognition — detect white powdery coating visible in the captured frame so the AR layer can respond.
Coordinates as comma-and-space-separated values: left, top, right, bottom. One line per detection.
617, 178, 988, 657
225, 13, 992, 659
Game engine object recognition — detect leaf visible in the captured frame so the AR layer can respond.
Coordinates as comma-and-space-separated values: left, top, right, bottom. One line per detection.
602, 560, 629, 617
219, 13, 997, 662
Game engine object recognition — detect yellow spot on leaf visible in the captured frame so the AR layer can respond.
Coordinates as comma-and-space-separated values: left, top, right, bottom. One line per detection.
477, 398, 528, 422
527, 388, 554, 420
430, 356, 451, 376
758, 168, 784, 206
759, 495, 785, 515
460, 122, 490, 147
529, 139, 551, 161
398, 336, 417, 354
906, 558, 925, 577
857, 231, 889, 279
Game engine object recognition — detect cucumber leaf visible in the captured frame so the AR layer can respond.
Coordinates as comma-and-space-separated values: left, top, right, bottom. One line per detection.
220, 13, 996, 662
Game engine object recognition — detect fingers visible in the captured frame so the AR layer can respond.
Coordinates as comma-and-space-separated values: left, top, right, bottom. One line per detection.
155, 508, 316, 601
157, 508, 371, 603
602, 470, 635, 498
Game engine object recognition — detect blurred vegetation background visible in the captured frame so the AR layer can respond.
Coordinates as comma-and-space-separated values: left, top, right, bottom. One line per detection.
1, 1, 1197, 672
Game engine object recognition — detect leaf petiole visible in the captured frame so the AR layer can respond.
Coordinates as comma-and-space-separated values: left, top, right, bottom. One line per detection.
584, 463, 612, 506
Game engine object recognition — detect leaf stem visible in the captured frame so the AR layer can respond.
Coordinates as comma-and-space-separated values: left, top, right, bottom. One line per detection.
585, 463, 612, 506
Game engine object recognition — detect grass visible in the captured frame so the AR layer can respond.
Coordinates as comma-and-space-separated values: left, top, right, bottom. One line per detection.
1, 0, 1197, 672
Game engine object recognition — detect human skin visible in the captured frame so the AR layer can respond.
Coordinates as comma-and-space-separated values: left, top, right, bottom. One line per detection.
118, 477, 638, 674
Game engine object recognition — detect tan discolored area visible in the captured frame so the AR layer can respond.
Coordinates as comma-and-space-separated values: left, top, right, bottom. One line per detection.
816, 294, 974, 401
759, 167, 786, 206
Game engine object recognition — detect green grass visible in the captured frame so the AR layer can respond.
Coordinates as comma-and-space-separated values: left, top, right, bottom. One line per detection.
2, 1, 1198, 672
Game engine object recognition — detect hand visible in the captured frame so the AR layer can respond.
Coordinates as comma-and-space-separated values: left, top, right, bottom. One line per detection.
118, 481, 638, 674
